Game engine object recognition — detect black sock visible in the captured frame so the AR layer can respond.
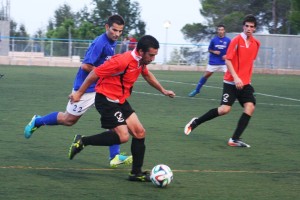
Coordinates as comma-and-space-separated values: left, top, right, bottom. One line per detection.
193, 108, 219, 128
232, 113, 251, 140
81, 130, 121, 146
131, 138, 145, 174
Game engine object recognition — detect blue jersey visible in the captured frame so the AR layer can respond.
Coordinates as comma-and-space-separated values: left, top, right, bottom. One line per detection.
73, 33, 117, 93
208, 36, 231, 65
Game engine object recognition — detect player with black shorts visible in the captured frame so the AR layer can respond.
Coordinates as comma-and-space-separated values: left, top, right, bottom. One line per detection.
184, 14, 260, 147
68, 35, 175, 182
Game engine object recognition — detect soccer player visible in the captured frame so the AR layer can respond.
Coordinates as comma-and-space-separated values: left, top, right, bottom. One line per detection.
24, 14, 132, 167
128, 34, 137, 50
189, 24, 231, 97
68, 35, 175, 182
184, 14, 260, 147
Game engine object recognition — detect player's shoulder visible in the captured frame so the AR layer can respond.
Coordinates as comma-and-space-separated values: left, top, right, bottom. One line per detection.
224, 36, 231, 42
212, 36, 219, 41
231, 35, 242, 43
111, 51, 132, 64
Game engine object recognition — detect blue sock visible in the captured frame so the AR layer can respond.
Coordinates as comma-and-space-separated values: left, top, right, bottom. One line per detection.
196, 77, 207, 92
109, 144, 120, 160
35, 112, 59, 127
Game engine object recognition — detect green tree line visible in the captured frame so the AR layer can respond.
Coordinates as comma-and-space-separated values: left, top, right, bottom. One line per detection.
10, 0, 145, 41
181, 0, 300, 42
9, 0, 300, 44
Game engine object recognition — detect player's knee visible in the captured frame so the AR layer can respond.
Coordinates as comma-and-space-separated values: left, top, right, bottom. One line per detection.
244, 103, 255, 115
60, 118, 77, 126
218, 106, 231, 115
133, 127, 146, 139
63, 120, 76, 126
58, 113, 79, 126
119, 132, 130, 143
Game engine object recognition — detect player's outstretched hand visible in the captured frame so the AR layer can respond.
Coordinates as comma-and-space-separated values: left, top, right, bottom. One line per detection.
162, 89, 176, 98
69, 92, 81, 103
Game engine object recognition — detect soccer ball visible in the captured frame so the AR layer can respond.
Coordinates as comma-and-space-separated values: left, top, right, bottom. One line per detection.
150, 164, 173, 188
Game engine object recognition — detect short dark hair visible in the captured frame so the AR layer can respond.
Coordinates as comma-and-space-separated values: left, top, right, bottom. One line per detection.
137, 35, 160, 52
243, 14, 257, 27
106, 14, 125, 27
217, 24, 225, 29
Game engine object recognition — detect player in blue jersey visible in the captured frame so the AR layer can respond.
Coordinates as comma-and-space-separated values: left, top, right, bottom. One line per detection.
189, 25, 231, 97
24, 14, 132, 167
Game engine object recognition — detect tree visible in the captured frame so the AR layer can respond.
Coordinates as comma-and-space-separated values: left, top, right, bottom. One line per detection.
74, 5, 104, 39
90, 0, 146, 38
46, 1, 146, 40
46, 3, 76, 39
10, 20, 29, 38
181, 0, 299, 43
289, 0, 300, 34
53, 4, 75, 28
168, 48, 189, 65
9, 20, 30, 52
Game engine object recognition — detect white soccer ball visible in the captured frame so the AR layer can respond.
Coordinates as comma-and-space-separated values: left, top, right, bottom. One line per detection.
150, 164, 173, 188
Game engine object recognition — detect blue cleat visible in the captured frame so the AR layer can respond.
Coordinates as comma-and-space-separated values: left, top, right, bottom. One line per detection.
188, 90, 199, 97
24, 115, 41, 139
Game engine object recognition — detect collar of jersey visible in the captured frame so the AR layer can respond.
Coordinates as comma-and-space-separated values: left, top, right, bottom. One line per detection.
240, 32, 247, 40
240, 32, 254, 41
131, 49, 142, 61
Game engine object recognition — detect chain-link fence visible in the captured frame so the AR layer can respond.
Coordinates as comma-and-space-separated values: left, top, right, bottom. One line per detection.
1, 34, 300, 69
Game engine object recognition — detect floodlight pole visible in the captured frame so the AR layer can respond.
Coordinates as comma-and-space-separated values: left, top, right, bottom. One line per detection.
163, 20, 171, 64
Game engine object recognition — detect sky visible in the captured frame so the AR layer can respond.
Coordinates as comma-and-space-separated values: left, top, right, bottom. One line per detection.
9, 0, 204, 44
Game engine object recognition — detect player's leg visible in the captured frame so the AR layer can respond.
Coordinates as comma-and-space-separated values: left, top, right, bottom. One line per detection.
185, 83, 235, 135
196, 64, 226, 93
68, 128, 125, 160
24, 91, 94, 139
109, 144, 133, 167
189, 65, 215, 97
228, 85, 256, 147
196, 71, 213, 89
68, 124, 128, 160
109, 100, 136, 168
100, 97, 133, 167
69, 93, 132, 165
125, 112, 150, 182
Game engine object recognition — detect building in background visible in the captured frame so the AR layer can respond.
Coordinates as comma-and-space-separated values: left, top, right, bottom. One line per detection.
0, 0, 10, 56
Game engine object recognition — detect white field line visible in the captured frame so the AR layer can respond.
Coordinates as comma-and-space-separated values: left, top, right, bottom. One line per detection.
1, 166, 299, 174
135, 80, 300, 107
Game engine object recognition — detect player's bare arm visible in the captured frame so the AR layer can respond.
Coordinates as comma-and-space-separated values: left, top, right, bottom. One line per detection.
209, 50, 221, 55
81, 63, 95, 72
142, 71, 175, 98
69, 70, 99, 103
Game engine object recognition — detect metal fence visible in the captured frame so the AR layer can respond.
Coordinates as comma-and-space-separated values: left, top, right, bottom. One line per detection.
227, 33, 300, 70
1, 34, 300, 69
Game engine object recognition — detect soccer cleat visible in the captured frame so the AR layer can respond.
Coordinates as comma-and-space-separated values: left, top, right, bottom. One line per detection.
69, 135, 84, 160
110, 154, 133, 168
128, 171, 151, 182
184, 117, 197, 135
228, 138, 251, 148
24, 115, 41, 139
188, 89, 199, 97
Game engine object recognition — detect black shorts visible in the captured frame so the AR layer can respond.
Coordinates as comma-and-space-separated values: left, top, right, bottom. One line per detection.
95, 93, 135, 129
221, 83, 256, 107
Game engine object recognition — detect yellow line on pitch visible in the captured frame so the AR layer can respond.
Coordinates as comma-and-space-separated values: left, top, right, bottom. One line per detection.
1, 166, 300, 174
